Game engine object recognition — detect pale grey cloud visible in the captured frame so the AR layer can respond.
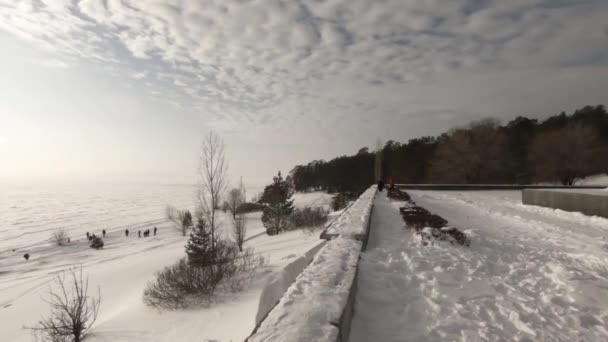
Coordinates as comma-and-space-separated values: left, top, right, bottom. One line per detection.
1, 0, 607, 173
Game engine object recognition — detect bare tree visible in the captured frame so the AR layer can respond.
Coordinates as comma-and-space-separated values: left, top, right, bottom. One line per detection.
166, 206, 193, 236
227, 188, 243, 220
197, 131, 228, 250
233, 214, 247, 252
429, 119, 510, 183
529, 124, 608, 185
52, 229, 68, 247
27, 267, 100, 342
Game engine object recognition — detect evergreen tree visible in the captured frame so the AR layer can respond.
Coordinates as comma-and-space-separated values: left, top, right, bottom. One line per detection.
182, 210, 193, 229
260, 171, 295, 235
185, 218, 214, 267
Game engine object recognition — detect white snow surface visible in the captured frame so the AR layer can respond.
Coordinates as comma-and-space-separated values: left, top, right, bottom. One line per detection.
292, 191, 334, 211
577, 174, 608, 186
1, 183, 329, 342
248, 237, 362, 342
325, 186, 376, 238
351, 190, 608, 341
254, 241, 326, 325
539, 188, 608, 197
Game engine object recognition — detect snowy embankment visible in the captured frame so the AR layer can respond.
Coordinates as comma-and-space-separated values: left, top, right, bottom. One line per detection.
351, 190, 608, 341
1, 188, 331, 342
248, 186, 376, 342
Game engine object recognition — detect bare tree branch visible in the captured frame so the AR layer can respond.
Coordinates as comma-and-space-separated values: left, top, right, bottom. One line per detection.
197, 131, 228, 249
26, 267, 100, 342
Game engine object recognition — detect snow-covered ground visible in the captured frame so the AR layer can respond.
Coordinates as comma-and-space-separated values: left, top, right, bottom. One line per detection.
351, 190, 608, 341
577, 174, 608, 186
292, 191, 334, 211
1, 183, 331, 341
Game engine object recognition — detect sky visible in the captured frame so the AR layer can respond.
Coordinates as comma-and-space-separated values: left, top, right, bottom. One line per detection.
0, 0, 607, 186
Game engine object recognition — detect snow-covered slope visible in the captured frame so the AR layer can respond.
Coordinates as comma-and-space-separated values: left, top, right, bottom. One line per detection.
351, 191, 608, 341
0, 184, 331, 342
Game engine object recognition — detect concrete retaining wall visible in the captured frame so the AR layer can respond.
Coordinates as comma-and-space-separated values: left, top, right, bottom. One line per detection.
522, 189, 608, 218
247, 186, 376, 342
253, 241, 327, 327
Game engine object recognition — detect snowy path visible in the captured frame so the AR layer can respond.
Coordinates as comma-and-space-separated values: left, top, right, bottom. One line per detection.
350, 190, 608, 341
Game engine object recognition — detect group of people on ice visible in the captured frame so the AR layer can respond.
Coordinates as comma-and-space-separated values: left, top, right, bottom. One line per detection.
85, 226, 158, 240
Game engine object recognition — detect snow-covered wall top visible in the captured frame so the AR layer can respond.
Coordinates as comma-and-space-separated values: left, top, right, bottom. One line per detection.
247, 238, 362, 342
324, 186, 376, 239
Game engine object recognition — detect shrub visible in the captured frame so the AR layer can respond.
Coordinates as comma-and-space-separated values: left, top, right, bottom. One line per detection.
236, 202, 264, 214
27, 267, 100, 342
52, 229, 69, 247
143, 245, 265, 309
89, 237, 104, 249
222, 201, 230, 213
233, 214, 247, 252
331, 192, 359, 211
166, 205, 193, 236
290, 207, 329, 229
143, 257, 220, 309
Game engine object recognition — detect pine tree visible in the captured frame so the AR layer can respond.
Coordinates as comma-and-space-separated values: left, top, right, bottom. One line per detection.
185, 218, 214, 267
182, 210, 193, 230
260, 171, 295, 235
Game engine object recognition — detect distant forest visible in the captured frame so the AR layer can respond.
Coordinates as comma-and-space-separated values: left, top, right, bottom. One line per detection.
290, 105, 608, 192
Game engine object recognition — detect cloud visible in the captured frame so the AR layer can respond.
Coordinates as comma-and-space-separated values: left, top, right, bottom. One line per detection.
38, 58, 70, 68
0, 0, 607, 151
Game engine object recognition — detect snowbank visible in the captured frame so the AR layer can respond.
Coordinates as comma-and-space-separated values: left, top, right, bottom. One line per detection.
254, 241, 326, 325
323, 186, 376, 239
248, 238, 362, 342
576, 173, 608, 186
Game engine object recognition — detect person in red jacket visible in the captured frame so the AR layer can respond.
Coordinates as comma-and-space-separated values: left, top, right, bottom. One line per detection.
389, 177, 395, 190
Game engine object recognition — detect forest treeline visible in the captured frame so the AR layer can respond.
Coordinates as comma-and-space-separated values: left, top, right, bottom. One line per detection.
290, 105, 608, 192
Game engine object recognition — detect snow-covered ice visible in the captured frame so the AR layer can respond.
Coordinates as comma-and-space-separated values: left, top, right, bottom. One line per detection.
351, 190, 608, 341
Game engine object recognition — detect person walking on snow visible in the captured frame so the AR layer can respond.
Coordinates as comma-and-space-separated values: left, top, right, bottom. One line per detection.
389, 177, 395, 190
377, 179, 385, 192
